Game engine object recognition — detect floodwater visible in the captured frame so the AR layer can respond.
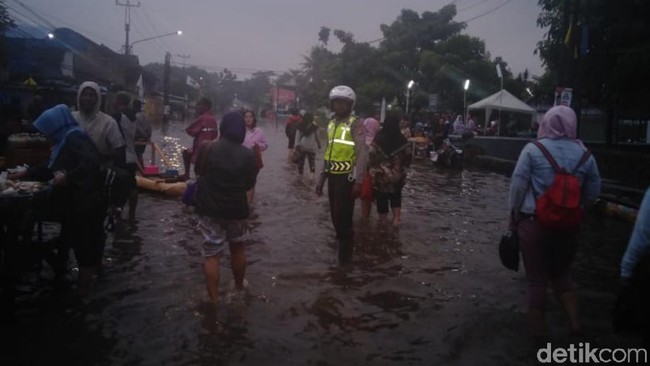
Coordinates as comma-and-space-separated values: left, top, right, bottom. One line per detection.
2, 118, 644, 365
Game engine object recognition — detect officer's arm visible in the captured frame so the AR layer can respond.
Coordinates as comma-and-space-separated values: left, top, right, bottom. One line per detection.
352, 118, 368, 182
320, 134, 329, 174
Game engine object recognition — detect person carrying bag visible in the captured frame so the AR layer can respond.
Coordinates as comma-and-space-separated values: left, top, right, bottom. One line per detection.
507, 106, 601, 341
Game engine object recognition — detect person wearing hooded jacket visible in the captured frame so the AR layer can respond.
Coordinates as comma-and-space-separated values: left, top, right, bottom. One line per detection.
72, 81, 125, 167
315, 85, 368, 262
9, 105, 105, 297
194, 111, 257, 304
509, 105, 601, 341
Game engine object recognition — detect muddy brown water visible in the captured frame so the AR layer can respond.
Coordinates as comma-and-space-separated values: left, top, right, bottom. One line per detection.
2, 119, 643, 365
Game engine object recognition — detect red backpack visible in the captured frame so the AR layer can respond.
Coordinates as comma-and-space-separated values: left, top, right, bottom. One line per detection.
533, 141, 591, 232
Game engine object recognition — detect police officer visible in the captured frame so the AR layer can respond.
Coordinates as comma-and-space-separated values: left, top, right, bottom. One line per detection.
316, 86, 368, 262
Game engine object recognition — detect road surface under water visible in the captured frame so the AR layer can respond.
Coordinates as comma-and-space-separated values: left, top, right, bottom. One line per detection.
3, 118, 643, 365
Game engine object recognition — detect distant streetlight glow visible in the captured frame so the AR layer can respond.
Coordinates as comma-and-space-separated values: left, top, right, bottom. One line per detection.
406, 80, 415, 115
526, 87, 534, 97
463, 79, 470, 124
47, 33, 54, 39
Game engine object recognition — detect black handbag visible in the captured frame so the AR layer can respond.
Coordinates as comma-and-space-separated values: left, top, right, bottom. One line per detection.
499, 230, 519, 271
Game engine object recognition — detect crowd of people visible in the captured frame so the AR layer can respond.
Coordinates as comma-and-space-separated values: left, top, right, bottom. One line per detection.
4, 81, 152, 295
201, 89, 648, 347
1, 83, 648, 349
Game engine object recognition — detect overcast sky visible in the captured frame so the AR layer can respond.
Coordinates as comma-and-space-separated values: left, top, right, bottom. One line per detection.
8, 0, 547, 79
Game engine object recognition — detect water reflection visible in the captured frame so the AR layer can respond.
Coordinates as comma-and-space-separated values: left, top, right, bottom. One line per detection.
198, 303, 253, 364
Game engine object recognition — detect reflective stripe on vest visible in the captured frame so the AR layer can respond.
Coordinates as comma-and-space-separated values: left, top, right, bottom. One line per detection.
324, 116, 356, 174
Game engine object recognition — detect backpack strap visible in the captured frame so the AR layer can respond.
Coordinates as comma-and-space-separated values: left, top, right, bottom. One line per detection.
533, 140, 591, 175
533, 141, 563, 173
572, 149, 591, 174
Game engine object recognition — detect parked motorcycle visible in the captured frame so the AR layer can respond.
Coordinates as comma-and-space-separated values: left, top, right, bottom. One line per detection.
430, 137, 464, 170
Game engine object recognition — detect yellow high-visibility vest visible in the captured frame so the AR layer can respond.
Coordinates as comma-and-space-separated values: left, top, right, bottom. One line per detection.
324, 116, 357, 174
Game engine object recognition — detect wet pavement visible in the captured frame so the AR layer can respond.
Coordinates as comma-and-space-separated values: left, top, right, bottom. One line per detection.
2, 118, 644, 365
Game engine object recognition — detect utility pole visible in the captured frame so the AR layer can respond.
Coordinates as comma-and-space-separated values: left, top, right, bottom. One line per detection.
116, 0, 141, 55
163, 52, 171, 125
175, 54, 191, 115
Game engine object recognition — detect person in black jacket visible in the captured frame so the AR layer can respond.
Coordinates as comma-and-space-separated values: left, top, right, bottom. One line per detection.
194, 111, 256, 304
10, 105, 106, 297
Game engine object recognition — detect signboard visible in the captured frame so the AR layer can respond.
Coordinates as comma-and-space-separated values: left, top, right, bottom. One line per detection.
554, 87, 573, 107
428, 94, 438, 110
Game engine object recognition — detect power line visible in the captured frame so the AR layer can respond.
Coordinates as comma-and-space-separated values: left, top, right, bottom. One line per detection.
458, 0, 494, 13
7, 0, 115, 45
129, 13, 167, 55
457, 0, 513, 23
363, 0, 470, 45
6, 7, 45, 37
169, 61, 287, 76
8, 0, 56, 29
139, 7, 172, 50
133, 8, 168, 53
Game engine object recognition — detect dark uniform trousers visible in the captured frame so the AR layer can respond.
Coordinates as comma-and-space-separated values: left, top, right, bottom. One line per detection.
327, 173, 355, 262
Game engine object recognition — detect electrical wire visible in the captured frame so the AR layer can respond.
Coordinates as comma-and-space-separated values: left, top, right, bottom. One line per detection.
363, 0, 471, 45
7, 0, 115, 45
7, 0, 55, 29
169, 61, 288, 76
457, 0, 513, 23
133, 8, 168, 53
139, 7, 172, 50
458, 0, 494, 13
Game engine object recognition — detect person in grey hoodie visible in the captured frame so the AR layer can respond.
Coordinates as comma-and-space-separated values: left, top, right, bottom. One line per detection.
72, 81, 125, 166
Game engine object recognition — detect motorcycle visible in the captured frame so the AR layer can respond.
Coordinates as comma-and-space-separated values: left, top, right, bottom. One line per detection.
430, 137, 464, 170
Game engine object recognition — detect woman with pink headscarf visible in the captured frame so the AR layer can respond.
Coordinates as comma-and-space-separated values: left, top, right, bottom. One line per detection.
508, 105, 601, 342
360, 113, 381, 219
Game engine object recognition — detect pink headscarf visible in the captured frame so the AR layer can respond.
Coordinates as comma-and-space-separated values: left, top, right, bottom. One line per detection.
363, 117, 380, 146
537, 105, 577, 139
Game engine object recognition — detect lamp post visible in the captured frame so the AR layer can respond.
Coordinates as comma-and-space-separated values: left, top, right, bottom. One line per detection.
496, 63, 503, 135
128, 30, 182, 54
406, 79, 415, 116
463, 79, 470, 127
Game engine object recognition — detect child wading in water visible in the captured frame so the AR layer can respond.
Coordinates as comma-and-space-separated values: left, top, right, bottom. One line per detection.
294, 112, 321, 180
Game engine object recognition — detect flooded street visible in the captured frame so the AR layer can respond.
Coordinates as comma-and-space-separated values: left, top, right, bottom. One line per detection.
4, 119, 641, 365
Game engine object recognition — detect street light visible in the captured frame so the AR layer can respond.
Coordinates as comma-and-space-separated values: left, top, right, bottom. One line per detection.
463, 79, 470, 128
129, 30, 183, 54
406, 79, 415, 115
47, 33, 54, 39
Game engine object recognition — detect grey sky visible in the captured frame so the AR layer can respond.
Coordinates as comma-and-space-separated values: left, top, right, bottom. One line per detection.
9, 0, 547, 79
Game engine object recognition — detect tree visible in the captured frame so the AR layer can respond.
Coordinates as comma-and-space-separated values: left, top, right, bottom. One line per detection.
333, 29, 354, 45
0, 1, 15, 34
0, 1, 16, 69
536, 0, 650, 112
318, 26, 330, 46
297, 5, 524, 119
301, 45, 339, 110
377, 6, 507, 114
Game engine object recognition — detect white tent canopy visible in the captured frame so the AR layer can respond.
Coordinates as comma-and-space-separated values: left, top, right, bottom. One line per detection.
468, 89, 536, 131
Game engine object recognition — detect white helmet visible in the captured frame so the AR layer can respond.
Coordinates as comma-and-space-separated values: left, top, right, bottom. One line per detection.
329, 85, 356, 109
